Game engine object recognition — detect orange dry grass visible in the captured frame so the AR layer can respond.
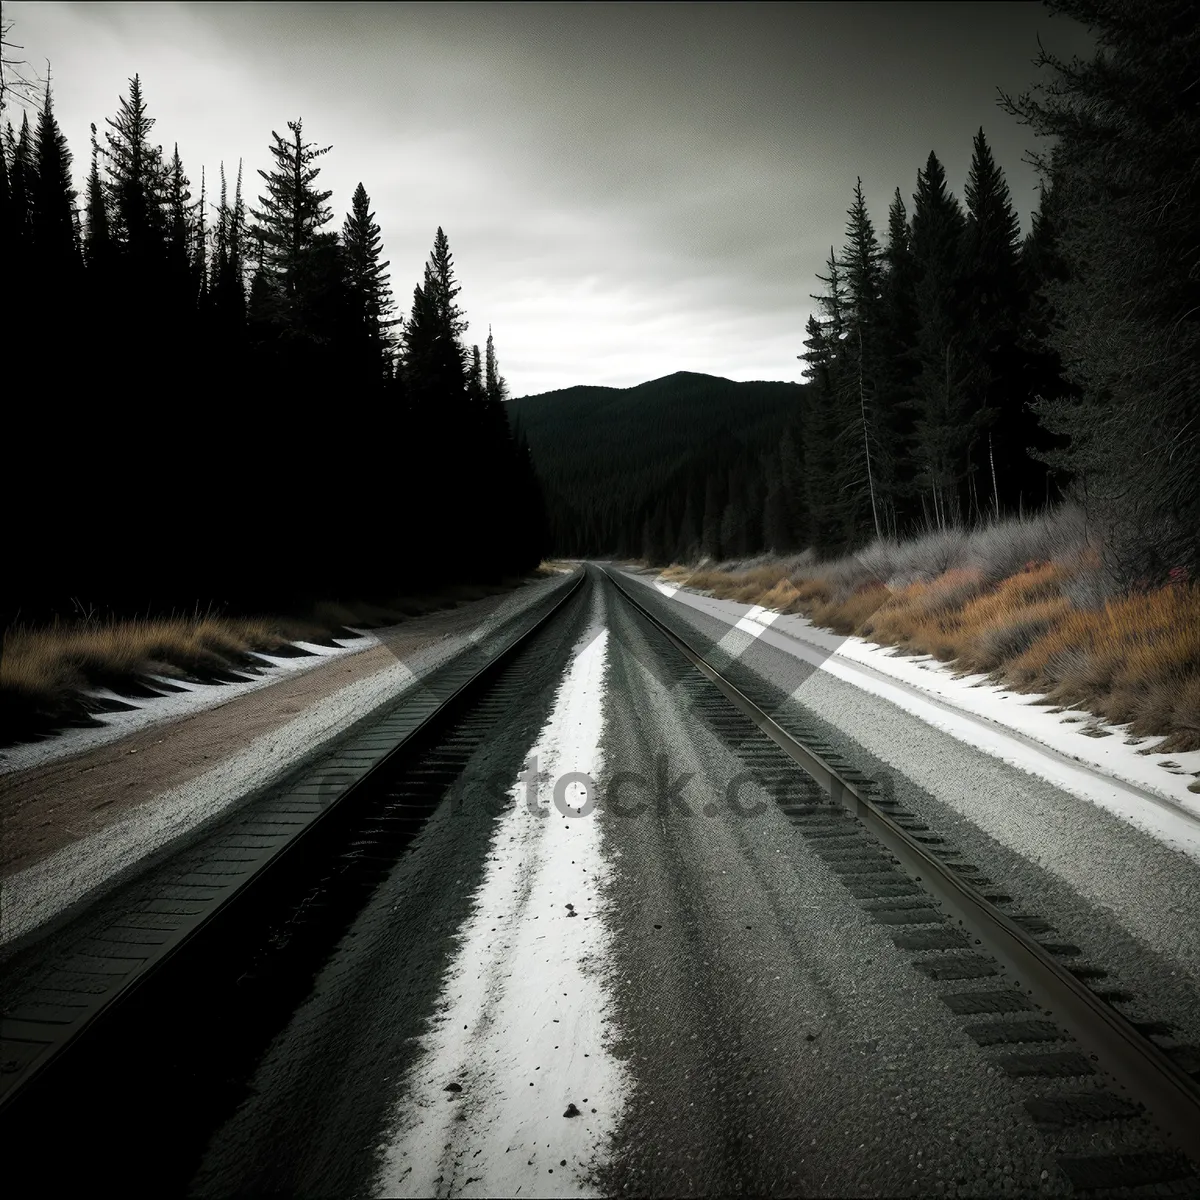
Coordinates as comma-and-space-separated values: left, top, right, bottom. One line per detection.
856, 568, 989, 659
857, 562, 1075, 669
668, 567, 750, 598
810, 581, 891, 635
0, 614, 296, 704
1, 577, 539, 747
757, 579, 805, 614
659, 564, 698, 583
653, 553, 1199, 750
1004, 582, 1200, 750
791, 577, 833, 608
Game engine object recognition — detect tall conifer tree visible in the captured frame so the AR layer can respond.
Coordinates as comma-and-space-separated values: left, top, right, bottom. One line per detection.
1000, 0, 1199, 577
959, 127, 1027, 517
6, 112, 33, 270
838, 178, 886, 541
876, 187, 921, 534
800, 251, 852, 552
30, 71, 80, 281
485, 325, 508, 404
341, 180, 397, 380
909, 151, 969, 528
467, 344, 485, 404
424, 225, 467, 345
164, 142, 196, 314
212, 161, 247, 334
82, 122, 111, 273
249, 119, 333, 303
100, 75, 168, 272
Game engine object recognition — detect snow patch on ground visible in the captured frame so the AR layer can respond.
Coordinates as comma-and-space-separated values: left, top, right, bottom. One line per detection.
372, 593, 627, 1199
629, 570, 1200, 860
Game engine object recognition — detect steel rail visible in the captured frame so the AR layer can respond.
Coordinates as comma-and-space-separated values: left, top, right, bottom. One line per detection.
0, 566, 586, 1114
603, 565, 1200, 1166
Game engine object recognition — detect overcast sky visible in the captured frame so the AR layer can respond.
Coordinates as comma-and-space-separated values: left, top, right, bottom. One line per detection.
5, 1, 1096, 397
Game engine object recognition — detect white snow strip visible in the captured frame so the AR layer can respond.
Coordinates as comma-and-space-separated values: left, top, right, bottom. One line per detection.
0, 598, 552, 947
733, 604, 778, 639
372, 601, 627, 1199
621, 569, 1200, 860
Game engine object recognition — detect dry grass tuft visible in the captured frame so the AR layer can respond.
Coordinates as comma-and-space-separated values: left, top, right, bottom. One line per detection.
810, 581, 891, 635
0, 573, 539, 748
645, 510, 1200, 751
1003, 582, 1200, 747
758, 579, 804, 613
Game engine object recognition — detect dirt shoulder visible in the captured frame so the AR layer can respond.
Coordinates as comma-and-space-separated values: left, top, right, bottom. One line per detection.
0, 586, 543, 880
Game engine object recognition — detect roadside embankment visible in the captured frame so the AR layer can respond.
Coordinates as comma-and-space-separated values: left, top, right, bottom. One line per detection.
651, 508, 1200, 761
0, 567, 579, 950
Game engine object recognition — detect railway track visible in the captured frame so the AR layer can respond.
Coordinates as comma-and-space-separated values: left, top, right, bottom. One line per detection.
2, 562, 1197, 1195
605, 565, 1200, 1195
0, 568, 587, 1184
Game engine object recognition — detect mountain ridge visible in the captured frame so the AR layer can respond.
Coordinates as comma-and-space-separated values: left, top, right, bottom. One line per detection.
506, 371, 807, 556
511, 369, 789, 404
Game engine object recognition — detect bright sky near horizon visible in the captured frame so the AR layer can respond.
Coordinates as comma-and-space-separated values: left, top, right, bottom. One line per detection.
6, 1, 1095, 398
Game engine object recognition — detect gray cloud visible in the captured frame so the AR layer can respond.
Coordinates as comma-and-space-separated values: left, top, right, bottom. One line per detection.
10, 1, 1096, 396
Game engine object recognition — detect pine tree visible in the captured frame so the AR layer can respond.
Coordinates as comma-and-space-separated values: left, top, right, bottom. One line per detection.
191, 164, 208, 308
514, 428, 548, 568
761, 445, 790, 554
212, 160, 247, 335
959, 127, 1027, 518
485, 324, 508, 404
0, 122, 10, 271
100, 74, 169, 272
876, 187, 921, 535
467, 344, 485, 403
82, 122, 111, 272
400, 270, 466, 409
424, 225, 467, 345
30, 71, 81, 282
6, 112, 33, 268
1014, 177, 1075, 503
341, 180, 398, 380
720, 467, 751, 559
909, 151, 969, 528
999, 0, 1200, 579
248, 123, 351, 409
799, 252, 852, 553
249, 119, 333, 304
164, 142, 195, 313
838, 178, 886, 541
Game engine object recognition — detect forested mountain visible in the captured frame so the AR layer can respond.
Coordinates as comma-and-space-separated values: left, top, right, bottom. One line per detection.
507, 373, 806, 560
507, 129, 1079, 564
515, 0, 1199, 584
511, 128, 1076, 565
0, 68, 546, 632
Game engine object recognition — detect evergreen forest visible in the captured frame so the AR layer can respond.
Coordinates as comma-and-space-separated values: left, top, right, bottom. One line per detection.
511, 0, 1198, 588
1, 57, 546, 635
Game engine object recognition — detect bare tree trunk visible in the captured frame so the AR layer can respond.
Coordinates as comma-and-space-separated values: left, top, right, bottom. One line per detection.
858, 326, 881, 541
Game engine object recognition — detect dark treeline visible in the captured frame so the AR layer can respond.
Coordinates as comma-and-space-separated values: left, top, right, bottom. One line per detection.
796, 135, 1069, 551
518, 0, 1198, 584
1, 65, 546, 631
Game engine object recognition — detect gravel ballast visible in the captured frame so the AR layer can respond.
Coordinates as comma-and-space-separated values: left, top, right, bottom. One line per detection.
615, 570, 1200, 1074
